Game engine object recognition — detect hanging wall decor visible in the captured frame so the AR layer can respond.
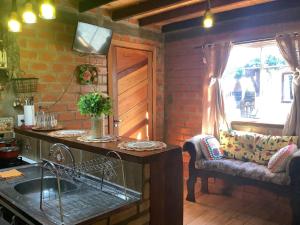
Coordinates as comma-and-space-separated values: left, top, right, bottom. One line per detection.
75, 64, 98, 85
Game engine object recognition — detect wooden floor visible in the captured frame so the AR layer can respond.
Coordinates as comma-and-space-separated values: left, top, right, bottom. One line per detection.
184, 194, 292, 225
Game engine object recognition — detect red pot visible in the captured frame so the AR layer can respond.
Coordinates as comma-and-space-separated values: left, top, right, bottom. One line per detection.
0, 146, 20, 159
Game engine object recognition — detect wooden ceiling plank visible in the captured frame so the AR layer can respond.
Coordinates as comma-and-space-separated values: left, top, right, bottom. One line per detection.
79, 0, 115, 13
162, 0, 300, 33
139, 0, 271, 26
111, 0, 190, 21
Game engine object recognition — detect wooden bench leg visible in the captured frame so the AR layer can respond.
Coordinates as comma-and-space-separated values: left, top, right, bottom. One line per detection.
291, 191, 300, 225
186, 174, 196, 202
222, 180, 233, 196
201, 176, 209, 194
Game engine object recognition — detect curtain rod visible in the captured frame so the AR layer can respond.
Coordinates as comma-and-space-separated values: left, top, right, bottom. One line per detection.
194, 32, 299, 49
194, 37, 273, 49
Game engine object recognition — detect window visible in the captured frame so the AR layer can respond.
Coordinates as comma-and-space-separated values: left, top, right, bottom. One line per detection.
222, 40, 293, 124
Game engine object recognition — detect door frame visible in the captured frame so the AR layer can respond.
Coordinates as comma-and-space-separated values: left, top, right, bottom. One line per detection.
108, 39, 157, 140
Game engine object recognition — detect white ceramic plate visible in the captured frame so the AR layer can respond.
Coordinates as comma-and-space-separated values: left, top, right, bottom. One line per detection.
126, 141, 157, 149
53, 130, 86, 136
86, 135, 114, 141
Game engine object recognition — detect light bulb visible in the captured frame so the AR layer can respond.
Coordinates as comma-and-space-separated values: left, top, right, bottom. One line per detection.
203, 10, 214, 28
22, 3, 37, 24
39, 0, 56, 20
8, 12, 22, 32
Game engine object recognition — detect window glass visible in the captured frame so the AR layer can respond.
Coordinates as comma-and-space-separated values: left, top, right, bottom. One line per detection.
222, 41, 293, 124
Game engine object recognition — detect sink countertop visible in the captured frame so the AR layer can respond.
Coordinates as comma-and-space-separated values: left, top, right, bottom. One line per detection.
0, 164, 140, 225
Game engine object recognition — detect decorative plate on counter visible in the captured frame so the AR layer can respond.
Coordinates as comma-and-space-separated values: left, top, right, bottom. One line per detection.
48, 130, 87, 138
77, 135, 117, 143
118, 141, 167, 151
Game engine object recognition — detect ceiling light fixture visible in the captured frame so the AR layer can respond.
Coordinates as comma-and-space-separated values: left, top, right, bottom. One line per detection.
8, 0, 22, 32
39, 0, 56, 20
22, 1, 37, 24
7, 0, 56, 32
203, 0, 214, 29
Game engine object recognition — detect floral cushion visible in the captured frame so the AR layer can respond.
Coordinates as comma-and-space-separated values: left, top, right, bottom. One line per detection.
220, 130, 298, 165
268, 144, 298, 173
200, 135, 223, 160
195, 159, 290, 185
220, 130, 256, 162
253, 135, 298, 165
255, 134, 298, 151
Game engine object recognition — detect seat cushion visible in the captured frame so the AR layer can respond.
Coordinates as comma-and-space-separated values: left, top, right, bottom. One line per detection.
195, 159, 290, 185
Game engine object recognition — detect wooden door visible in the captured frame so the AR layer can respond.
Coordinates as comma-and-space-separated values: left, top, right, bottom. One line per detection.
111, 46, 153, 140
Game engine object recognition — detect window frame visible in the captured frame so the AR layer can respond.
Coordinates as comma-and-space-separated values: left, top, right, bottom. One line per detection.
223, 40, 292, 126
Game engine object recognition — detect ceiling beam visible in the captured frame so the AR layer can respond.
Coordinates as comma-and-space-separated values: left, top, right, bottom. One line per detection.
165, 6, 300, 42
79, 0, 115, 13
139, 0, 272, 26
162, 0, 300, 33
111, 0, 189, 21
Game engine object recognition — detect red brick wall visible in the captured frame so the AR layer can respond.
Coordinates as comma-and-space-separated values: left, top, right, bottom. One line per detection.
14, 20, 164, 138
17, 21, 108, 129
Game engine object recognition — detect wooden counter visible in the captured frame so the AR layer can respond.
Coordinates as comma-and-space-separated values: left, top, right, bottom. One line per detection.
14, 127, 183, 225
15, 127, 179, 164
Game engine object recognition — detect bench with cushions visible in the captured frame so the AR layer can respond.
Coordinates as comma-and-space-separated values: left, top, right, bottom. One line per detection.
183, 130, 300, 225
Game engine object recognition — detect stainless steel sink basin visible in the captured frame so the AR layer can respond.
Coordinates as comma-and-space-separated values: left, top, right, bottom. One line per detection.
14, 177, 78, 198
0, 164, 140, 225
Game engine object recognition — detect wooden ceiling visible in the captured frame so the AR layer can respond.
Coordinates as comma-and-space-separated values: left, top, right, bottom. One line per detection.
78, 0, 300, 33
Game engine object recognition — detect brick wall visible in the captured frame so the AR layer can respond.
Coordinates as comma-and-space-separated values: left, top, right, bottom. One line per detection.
17, 21, 107, 130
0, 7, 165, 140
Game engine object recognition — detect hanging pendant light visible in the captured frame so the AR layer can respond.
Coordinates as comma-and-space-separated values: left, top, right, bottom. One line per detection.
22, 1, 37, 24
203, 0, 214, 28
39, 0, 56, 20
8, 0, 22, 32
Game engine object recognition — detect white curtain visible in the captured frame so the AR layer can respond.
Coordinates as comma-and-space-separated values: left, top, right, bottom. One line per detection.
276, 34, 300, 140
201, 42, 232, 138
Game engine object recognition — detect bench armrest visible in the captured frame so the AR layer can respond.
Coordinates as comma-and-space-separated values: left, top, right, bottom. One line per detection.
288, 151, 300, 187
183, 135, 205, 163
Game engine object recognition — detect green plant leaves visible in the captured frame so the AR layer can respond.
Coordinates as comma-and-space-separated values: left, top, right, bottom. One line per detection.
77, 92, 112, 117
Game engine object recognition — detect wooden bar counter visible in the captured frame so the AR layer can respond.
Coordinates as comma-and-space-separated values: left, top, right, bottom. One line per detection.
14, 127, 183, 225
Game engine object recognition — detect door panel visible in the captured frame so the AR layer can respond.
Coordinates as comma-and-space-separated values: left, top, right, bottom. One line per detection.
118, 65, 148, 94
112, 46, 152, 140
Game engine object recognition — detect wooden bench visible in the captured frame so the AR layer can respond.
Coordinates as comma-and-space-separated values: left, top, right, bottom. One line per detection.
183, 122, 300, 225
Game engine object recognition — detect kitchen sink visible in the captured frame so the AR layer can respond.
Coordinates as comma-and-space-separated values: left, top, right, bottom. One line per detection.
14, 177, 78, 199
0, 164, 140, 225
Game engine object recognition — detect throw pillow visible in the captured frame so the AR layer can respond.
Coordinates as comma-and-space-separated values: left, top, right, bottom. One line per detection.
220, 130, 256, 162
268, 144, 298, 173
200, 135, 223, 160
253, 150, 275, 165
254, 135, 298, 165
255, 135, 298, 152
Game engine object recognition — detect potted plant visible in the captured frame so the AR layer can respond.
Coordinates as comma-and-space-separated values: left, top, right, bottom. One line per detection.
77, 92, 112, 139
